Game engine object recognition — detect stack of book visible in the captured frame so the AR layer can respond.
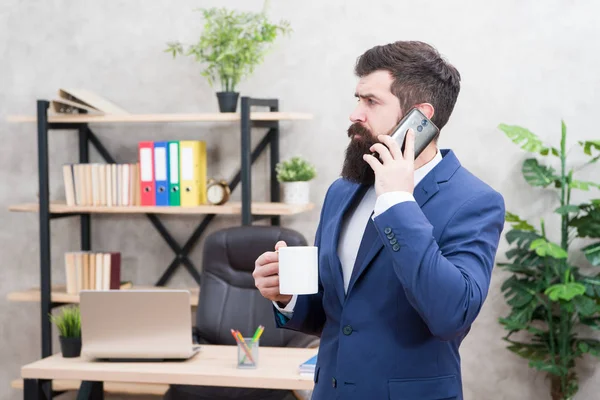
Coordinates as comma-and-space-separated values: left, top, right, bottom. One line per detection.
64, 252, 122, 294
62, 163, 140, 207
51, 88, 129, 115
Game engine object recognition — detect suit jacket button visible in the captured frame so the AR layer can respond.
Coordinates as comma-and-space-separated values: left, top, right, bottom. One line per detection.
332, 377, 337, 388
390, 238, 398, 245
392, 244, 400, 252
386, 233, 395, 239
384, 227, 392, 234
342, 325, 353, 335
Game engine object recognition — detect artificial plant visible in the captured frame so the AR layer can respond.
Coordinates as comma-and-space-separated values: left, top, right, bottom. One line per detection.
165, 1, 291, 93
498, 121, 600, 400
276, 156, 316, 182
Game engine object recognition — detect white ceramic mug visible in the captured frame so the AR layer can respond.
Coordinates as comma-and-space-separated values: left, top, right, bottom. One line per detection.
278, 246, 318, 295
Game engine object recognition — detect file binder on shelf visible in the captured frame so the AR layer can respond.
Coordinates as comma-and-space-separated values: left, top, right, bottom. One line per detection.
139, 141, 155, 206
179, 140, 207, 207
168, 141, 181, 206
154, 141, 169, 206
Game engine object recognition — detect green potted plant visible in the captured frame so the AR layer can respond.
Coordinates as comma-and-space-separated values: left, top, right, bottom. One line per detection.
276, 156, 316, 205
165, 2, 291, 113
497, 121, 600, 400
50, 305, 82, 358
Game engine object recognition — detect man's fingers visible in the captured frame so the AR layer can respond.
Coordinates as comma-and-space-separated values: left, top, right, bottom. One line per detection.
370, 142, 393, 164
362, 153, 382, 172
274, 241, 287, 251
257, 262, 279, 277
404, 129, 415, 161
255, 251, 278, 267
378, 134, 402, 160
257, 275, 279, 289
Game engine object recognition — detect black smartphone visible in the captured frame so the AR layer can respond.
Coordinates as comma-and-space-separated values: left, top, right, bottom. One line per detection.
386, 108, 439, 159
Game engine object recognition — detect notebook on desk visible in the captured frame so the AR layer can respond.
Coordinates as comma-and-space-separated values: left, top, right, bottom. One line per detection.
80, 289, 200, 361
299, 353, 318, 376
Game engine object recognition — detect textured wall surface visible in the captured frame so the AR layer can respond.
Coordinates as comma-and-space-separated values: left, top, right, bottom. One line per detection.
2, 1, 600, 399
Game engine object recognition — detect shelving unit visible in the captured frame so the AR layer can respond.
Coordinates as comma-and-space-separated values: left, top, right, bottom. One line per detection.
7, 97, 313, 399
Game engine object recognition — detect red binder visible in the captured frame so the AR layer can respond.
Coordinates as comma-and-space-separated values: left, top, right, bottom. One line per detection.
138, 141, 155, 206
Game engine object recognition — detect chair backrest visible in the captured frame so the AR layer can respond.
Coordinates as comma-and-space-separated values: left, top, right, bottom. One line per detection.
195, 225, 315, 347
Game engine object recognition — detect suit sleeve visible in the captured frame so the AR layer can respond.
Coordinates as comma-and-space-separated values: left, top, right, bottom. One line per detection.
372, 190, 505, 341
272, 185, 332, 337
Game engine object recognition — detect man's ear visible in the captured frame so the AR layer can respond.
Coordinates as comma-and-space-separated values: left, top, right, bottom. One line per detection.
415, 103, 434, 119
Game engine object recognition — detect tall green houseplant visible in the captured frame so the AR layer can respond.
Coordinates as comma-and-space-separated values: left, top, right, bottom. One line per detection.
498, 121, 600, 400
165, 1, 291, 112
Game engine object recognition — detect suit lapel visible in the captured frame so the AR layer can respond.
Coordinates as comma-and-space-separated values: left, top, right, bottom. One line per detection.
344, 149, 462, 297
328, 182, 368, 305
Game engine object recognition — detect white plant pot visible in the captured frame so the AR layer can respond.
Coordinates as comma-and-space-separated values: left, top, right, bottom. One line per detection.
281, 181, 310, 205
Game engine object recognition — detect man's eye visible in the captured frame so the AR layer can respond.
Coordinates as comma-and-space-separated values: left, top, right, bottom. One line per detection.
368, 99, 375, 105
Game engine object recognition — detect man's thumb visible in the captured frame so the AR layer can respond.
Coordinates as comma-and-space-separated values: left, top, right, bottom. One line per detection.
274, 241, 287, 251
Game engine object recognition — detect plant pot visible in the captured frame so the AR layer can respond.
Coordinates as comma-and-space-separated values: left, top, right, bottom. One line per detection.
59, 336, 82, 358
281, 181, 310, 205
216, 92, 239, 113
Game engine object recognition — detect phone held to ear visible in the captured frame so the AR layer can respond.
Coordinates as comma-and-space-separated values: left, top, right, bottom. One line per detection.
384, 108, 439, 159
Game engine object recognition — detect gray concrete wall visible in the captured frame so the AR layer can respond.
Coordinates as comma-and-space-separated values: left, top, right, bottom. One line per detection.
2, 1, 599, 399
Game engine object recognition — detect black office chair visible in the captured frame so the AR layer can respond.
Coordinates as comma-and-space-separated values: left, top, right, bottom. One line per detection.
164, 225, 319, 400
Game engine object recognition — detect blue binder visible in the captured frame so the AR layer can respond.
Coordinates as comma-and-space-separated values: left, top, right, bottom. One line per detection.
153, 141, 170, 206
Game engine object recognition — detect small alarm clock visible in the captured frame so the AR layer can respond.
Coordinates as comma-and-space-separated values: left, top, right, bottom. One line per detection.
206, 179, 231, 205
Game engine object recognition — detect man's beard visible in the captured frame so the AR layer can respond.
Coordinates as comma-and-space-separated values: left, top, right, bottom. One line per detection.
340, 123, 379, 185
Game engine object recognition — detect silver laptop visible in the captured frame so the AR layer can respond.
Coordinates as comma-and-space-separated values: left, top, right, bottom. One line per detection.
80, 290, 200, 361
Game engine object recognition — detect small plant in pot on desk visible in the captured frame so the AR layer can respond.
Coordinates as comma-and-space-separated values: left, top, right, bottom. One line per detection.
164, 2, 291, 113
276, 157, 316, 205
50, 305, 81, 358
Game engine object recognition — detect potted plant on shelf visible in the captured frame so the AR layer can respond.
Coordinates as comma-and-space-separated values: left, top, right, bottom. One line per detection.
497, 121, 600, 400
276, 156, 316, 205
165, 2, 291, 113
50, 305, 82, 358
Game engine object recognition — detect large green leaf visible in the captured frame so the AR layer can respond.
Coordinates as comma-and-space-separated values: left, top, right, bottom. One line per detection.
505, 248, 544, 267
573, 295, 598, 316
579, 276, 600, 297
530, 238, 568, 259
506, 230, 542, 248
500, 276, 538, 308
505, 341, 549, 362
576, 338, 600, 358
579, 140, 600, 156
570, 204, 600, 238
528, 360, 569, 376
545, 282, 586, 301
522, 158, 559, 188
569, 180, 600, 191
580, 317, 600, 330
582, 242, 600, 266
505, 212, 536, 231
555, 205, 581, 215
499, 124, 558, 156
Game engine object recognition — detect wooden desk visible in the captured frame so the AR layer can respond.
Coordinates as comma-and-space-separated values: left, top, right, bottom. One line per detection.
21, 345, 316, 400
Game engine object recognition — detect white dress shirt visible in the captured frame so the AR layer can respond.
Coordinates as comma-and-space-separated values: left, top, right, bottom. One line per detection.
274, 150, 443, 316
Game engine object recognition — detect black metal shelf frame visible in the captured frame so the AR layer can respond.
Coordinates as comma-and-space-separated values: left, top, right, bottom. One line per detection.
34, 97, 282, 369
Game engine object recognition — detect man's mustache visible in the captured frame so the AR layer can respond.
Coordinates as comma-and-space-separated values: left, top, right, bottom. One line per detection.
347, 123, 372, 139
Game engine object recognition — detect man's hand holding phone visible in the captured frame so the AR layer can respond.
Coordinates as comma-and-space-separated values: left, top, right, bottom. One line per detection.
363, 129, 416, 197
253, 240, 293, 307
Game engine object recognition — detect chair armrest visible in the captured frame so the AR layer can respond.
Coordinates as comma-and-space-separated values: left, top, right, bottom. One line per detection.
287, 334, 320, 349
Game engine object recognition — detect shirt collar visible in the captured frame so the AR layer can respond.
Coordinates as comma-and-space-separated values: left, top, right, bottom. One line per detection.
414, 149, 442, 187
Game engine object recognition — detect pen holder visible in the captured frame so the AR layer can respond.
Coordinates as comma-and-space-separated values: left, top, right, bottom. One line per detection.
237, 338, 259, 369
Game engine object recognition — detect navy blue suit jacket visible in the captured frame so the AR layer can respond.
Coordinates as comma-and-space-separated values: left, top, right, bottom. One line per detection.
275, 149, 505, 400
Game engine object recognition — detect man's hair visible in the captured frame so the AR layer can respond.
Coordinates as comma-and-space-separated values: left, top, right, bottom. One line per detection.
355, 41, 461, 130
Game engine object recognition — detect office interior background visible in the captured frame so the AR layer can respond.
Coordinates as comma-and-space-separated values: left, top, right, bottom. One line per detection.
2, 0, 600, 399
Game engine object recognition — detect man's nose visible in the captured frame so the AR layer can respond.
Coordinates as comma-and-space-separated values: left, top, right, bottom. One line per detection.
349, 105, 366, 124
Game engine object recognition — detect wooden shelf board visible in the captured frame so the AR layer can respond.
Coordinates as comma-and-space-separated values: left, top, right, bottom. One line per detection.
7, 112, 313, 124
7, 286, 199, 307
11, 379, 168, 395
8, 202, 315, 216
